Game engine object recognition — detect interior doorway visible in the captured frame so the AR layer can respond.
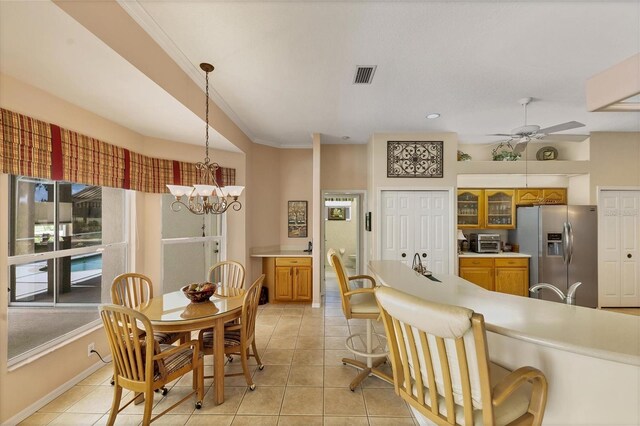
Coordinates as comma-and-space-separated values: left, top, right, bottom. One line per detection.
322, 191, 364, 295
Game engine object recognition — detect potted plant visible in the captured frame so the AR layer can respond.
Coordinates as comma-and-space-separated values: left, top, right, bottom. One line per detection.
491, 142, 521, 161
457, 150, 472, 161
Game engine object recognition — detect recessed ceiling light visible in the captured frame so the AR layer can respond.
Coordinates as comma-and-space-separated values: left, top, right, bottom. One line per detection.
426, 113, 441, 119
341, 136, 351, 140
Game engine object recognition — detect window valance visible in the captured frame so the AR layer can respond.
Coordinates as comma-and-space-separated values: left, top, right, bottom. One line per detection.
0, 108, 236, 192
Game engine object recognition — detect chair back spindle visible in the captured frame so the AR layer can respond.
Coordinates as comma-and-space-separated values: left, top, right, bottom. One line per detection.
111, 273, 153, 308
209, 261, 245, 289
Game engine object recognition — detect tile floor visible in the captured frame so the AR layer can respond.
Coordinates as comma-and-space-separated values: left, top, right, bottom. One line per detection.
19, 275, 415, 425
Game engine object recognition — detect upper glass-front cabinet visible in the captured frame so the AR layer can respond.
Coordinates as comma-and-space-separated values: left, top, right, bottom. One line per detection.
457, 190, 484, 229
485, 190, 515, 229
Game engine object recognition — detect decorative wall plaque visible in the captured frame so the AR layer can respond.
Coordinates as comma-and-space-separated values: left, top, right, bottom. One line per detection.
387, 141, 443, 178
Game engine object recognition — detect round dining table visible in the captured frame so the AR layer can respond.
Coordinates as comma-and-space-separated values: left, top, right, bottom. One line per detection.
135, 286, 244, 405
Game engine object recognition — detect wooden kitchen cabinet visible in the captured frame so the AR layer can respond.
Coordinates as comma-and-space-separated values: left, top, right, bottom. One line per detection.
516, 188, 542, 206
273, 257, 312, 302
457, 189, 484, 229
516, 188, 567, 206
494, 258, 529, 296
484, 189, 515, 229
459, 257, 529, 296
459, 257, 494, 291
542, 188, 567, 205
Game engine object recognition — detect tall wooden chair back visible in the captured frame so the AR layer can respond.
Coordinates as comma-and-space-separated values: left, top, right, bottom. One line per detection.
111, 273, 153, 308
111, 272, 185, 348
375, 286, 548, 426
99, 304, 204, 424
240, 274, 265, 345
208, 261, 245, 289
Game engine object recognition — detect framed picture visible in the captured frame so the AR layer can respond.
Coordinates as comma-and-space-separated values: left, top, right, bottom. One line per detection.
387, 141, 444, 178
328, 207, 346, 221
287, 201, 308, 238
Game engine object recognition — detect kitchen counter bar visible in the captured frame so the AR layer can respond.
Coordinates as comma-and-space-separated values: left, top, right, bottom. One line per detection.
369, 260, 640, 424
369, 260, 639, 366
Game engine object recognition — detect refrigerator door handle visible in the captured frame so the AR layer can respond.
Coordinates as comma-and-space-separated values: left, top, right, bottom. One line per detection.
567, 221, 575, 264
562, 222, 569, 265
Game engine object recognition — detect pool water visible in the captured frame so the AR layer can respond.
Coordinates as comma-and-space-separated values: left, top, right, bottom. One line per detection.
38, 253, 103, 272
71, 254, 102, 272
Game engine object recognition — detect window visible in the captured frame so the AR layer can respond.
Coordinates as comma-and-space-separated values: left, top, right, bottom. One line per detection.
7, 176, 127, 363
161, 194, 224, 294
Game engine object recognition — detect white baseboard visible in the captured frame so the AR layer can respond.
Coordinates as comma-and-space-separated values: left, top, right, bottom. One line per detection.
2, 357, 112, 426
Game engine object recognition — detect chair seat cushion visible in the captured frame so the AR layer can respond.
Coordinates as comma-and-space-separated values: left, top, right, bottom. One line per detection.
153, 332, 182, 345
201, 330, 242, 349
411, 361, 531, 426
350, 292, 380, 315
153, 344, 197, 381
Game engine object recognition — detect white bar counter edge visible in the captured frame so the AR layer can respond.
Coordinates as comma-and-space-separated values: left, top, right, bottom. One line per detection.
369, 260, 640, 425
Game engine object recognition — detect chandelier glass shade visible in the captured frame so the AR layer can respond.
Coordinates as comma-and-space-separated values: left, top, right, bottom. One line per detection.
166, 63, 244, 215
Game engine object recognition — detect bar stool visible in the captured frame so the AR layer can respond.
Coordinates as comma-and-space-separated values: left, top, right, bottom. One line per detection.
327, 249, 392, 390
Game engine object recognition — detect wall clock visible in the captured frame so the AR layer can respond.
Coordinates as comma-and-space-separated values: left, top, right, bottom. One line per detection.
536, 146, 558, 161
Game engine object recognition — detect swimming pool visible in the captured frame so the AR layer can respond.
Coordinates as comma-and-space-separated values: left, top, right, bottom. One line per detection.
71, 253, 102, 272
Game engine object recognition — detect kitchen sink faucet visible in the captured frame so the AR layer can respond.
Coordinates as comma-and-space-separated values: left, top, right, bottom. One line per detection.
529, 282, 582, 305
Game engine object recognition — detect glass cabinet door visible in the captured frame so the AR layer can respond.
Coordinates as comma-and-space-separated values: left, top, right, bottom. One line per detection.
485, 190, 515, 229
457, 190, 483, 228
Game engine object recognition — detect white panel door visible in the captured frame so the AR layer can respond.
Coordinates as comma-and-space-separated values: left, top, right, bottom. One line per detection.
599, 190, 640, 307
620, 193, 639, 305
381, 190, 450, 273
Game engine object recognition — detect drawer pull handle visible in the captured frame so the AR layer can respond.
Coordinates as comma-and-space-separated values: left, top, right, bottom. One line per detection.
472, 261, 480, 264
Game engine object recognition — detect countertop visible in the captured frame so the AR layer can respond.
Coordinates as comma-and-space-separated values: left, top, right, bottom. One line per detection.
250, 250, 312, 258
458, 252, 531, 258
369, 260, 640, 366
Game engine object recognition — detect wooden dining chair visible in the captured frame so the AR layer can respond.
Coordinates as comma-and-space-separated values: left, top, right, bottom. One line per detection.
198, 274, 266, 390
111, 273, 187, 346
208, 260, 245, 289
110, 273, 188, 390
327, 248, 392, 390
375, 286, 548, 426
100, 304, 204, 425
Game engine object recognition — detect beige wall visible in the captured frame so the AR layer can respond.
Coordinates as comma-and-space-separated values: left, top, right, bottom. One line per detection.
368, 133, 458, 259
247, 143, 282, 279
279, 149, 314, 248
320, 144, 368, 190
590, 132, 640, 202
0, 73, 247, 423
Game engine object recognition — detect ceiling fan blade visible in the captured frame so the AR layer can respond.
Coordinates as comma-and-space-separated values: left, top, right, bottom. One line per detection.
513, 141, 527, 154
538, 121, 585, 134
540, 134, 590, 142
488, 133, 515, 137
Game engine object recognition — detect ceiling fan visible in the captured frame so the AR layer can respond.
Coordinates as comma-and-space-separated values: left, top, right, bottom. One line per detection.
490, 97, 588, 154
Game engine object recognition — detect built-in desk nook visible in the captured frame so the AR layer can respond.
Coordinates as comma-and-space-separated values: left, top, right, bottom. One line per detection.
251, 251, 312, 303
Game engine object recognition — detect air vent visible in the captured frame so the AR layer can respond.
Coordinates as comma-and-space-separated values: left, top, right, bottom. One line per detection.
353, 65, 377, 84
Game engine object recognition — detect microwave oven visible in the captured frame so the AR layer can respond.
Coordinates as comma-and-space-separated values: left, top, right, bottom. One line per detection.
469, 233, 501, 253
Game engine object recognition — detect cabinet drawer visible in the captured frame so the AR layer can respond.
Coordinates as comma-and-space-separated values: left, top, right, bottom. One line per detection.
494, 258, 528, 268
275, 257, 312, 267
459, 258, 493, 267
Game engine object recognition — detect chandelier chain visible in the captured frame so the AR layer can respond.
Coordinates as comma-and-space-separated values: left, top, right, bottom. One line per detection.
205, 69, 210, 163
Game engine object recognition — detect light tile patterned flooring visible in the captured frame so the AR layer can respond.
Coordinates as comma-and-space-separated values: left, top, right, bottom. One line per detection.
20, 276, 416, 425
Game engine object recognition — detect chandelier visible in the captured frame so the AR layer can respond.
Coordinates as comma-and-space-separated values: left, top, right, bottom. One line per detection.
166, 63, 244, 215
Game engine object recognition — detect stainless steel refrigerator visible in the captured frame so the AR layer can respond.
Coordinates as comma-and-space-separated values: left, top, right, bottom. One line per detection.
508, 205, 598, 308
